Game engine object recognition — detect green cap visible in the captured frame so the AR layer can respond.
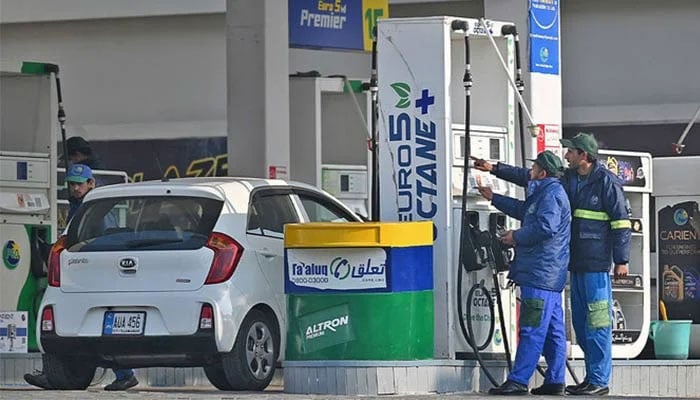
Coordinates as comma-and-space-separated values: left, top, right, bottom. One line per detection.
560, 132, 598, 156
528, 150, 564, 177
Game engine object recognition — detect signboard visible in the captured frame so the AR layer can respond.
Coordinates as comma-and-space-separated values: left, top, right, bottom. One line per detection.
529, 0, 560, 75
87, 137, 228, 183
285, 247, 387, 293
658, 201, 699, 323
602, 154, 647, 188
536, 123, 561, 155
297, 304, 354, 353
0, 311, 28, 353
377, 19, 448, 247
289, 0, 388, 51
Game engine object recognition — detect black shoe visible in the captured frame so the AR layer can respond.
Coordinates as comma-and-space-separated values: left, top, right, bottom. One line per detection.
488, 380, 529, 395
104, 375, 138, 391
566, 381, 588, 394
23, 371, 53, 390
569, 382, 609, 396
531, 383, 565, 395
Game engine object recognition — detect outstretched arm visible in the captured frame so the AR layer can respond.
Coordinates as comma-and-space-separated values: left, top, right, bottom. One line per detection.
470, 156, 530, 188
491, 194, 526, 221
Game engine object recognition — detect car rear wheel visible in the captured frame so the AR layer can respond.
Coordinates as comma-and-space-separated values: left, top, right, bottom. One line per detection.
221, 309, 278, 391
43, 353, 96, 390
203, 362, 234, 390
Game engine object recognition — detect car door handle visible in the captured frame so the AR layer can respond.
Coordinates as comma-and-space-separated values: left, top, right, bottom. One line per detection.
258, 248, 276, 258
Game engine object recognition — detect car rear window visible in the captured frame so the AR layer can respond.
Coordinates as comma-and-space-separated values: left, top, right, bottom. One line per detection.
66, 196, 223, 252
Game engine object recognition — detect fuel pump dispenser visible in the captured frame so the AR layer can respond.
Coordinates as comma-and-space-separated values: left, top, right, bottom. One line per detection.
0, 63, 58, 352
377, 17, 519, 364
289, 76, 372, 218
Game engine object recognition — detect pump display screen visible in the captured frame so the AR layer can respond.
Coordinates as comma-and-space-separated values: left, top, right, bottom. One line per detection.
16, 161, 27, 180
489, 139, 500, 161
456, 135, 505, 162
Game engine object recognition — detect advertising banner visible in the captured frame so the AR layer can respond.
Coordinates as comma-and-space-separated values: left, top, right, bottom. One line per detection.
88, 137, 227, 182
377, 20, 448, 243
536, 123, 561, 155
289, 0, 388, 52
0, 311, 28, 353
658, 200, 699, 323
285, 247, 387, 293
296, 304, 354, 353
602, 154, 648, 188
529, 0, 560, 75
286, 292, 434, 360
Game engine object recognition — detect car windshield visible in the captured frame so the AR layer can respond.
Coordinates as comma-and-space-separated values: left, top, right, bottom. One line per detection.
66, 196, 223, 251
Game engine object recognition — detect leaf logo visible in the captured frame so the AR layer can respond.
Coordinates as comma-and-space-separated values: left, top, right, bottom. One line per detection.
391, 82, 411, 109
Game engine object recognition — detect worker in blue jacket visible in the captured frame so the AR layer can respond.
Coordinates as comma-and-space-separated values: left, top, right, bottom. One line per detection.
474, 151, 571, 396
474, 133, 631, 396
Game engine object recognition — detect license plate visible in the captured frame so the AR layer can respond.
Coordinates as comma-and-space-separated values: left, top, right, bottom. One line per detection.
103, 312, 146, 336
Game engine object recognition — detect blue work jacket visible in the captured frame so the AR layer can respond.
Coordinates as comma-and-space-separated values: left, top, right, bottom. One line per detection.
494, 161, 631, 273
491, 177, 571, 292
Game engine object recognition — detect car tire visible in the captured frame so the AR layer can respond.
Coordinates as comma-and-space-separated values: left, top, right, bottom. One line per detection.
43, 353, 96, 390
203, 363, 234, 390
221, 309, 279, 391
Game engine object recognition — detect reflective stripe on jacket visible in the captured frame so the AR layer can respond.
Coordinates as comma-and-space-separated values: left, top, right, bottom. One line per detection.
561, 162, 631, 272
494, 161, 631, 273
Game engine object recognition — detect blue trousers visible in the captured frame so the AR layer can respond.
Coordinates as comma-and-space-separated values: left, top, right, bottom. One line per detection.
570, 271, 612, 387
508, 285, 567, 386
113, 369, 134, 380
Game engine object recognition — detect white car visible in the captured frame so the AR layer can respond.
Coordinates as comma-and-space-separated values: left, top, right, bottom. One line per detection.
38, 177, 361, 390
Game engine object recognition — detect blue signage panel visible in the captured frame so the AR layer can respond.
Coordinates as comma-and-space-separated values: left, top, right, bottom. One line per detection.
289, 0, 364, 51
284, 246, 433, 294
529, 0, 560, 75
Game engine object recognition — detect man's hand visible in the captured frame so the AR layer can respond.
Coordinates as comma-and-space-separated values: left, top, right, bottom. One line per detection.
614, 263, 629, 278
470, 156, 493, 172
499, 230, 516, 246
476, 185, 494, 201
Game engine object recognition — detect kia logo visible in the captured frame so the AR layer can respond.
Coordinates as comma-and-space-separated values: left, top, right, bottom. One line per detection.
119, 258, 137, 268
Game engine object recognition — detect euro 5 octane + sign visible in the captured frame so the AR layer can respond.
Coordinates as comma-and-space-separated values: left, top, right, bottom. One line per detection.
529, 0, 559, 75
387, 82, 438, 222
289, 0, 388, 51
285, 248, 387, 292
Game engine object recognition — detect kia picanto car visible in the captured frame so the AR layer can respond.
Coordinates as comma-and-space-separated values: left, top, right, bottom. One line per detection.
37, 177, 361, 390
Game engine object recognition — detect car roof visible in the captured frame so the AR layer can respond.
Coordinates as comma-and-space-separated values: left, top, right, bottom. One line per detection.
83, 177, 337, 213
89, 177, 318, 194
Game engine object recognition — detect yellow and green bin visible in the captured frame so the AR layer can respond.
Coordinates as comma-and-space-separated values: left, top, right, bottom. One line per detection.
284, 221, 434, 360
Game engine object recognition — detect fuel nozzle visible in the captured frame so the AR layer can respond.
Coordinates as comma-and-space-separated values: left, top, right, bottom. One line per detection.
489, 213, 513, 272
461, 211, 487, 272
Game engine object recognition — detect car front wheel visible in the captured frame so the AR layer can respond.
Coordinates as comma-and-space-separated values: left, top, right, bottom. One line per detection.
221, 309, 278, 391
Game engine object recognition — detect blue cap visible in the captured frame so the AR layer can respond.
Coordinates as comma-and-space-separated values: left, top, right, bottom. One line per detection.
65, 164, 93, 183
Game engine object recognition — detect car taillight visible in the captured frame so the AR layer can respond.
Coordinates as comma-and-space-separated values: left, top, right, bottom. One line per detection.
48, 236, 68, 287
199, 304, 214, 330
204, 232, 243, 284
41, 306, 54, 332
